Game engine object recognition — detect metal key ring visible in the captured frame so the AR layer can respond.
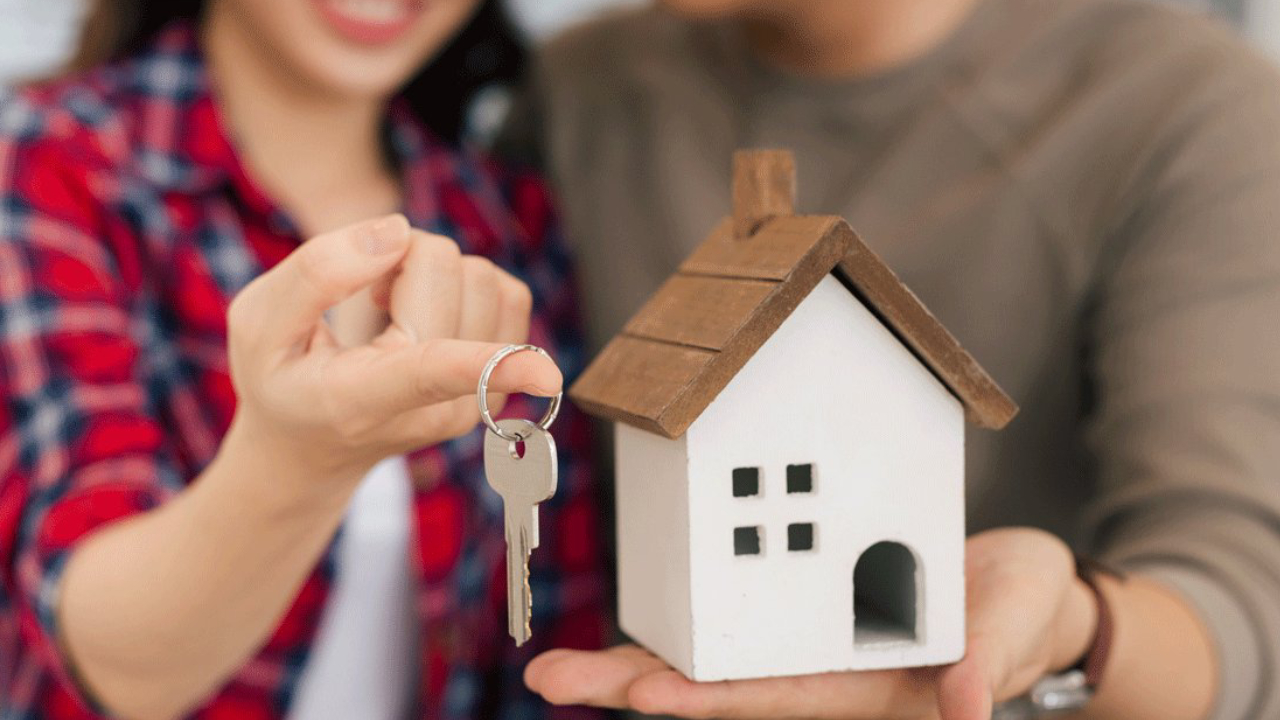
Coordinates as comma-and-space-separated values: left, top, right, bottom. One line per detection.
477, 344, 562, 442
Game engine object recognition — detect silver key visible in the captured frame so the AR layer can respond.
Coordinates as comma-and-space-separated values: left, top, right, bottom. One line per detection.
484, 418, 558, 646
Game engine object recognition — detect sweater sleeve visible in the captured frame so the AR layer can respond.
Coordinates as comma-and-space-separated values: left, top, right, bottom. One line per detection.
1083, 49, 1280, 720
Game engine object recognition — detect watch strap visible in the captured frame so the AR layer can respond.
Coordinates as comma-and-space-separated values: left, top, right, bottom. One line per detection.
1073, 556, 1123, 689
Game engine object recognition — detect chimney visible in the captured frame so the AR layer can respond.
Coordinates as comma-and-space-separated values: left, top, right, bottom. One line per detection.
732, 149, 796, 238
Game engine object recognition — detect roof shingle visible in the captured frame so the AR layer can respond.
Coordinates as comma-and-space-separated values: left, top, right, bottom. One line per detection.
570, 152, 1018, 439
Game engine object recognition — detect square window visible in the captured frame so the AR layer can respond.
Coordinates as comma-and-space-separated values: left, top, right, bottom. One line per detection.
786, 464, 814, 494
787, 523, 815, 551
732, 467, 760, 497
734, 526, 762, 556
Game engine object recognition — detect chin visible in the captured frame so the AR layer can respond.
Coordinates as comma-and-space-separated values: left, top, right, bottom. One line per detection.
289, 41, 434, 100
219, 0, 480, 102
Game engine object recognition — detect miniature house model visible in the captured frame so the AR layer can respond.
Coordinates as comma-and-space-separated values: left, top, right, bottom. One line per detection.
570, 151, 1018, 682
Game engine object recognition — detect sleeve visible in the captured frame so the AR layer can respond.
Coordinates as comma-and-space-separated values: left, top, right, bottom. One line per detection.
490, 169, 612, 720
0, 121, 183, 713
1083, 55, 1280, 720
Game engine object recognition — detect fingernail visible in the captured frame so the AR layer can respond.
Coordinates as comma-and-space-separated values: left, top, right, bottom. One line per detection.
364, 214, 409, 255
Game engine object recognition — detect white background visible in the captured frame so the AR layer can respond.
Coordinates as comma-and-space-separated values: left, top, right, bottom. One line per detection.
0, 0, 89, 84
506, 0, 644, 39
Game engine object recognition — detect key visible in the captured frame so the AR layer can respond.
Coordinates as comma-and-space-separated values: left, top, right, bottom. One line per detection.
484, 418, 558, 646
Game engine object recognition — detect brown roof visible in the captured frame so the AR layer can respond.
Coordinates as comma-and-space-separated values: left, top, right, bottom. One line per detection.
569, 152, 1018, 439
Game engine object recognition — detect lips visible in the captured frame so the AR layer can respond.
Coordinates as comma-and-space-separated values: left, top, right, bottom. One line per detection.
313, 0, 425, 45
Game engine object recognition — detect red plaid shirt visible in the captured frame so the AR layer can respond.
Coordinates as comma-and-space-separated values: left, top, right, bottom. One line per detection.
0, 23, 608, 720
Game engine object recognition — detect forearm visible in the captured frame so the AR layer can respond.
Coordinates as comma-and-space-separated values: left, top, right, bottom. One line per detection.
58, 416, 356, 720
26, 214, 553, 719
1073, 574, 1216, 720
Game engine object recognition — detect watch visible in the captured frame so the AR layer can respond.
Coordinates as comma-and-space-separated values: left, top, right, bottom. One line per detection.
991, 670, 1093, 719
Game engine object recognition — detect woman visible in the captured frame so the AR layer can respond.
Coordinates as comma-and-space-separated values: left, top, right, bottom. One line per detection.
505, 0, 1280, 718
0, 1, 606, 718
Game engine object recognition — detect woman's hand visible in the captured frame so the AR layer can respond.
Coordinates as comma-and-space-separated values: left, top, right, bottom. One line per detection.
525, 528, 1098, 720
224, 213, 558, 492
59, 213, 558, 719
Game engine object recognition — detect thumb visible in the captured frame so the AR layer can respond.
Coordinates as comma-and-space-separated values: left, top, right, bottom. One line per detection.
937, 639, 995, 720
237, 214, 412, 349
334, 339, 563, 417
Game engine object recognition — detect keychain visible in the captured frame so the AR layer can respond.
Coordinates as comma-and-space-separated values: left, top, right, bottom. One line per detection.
478, 344, 561, 646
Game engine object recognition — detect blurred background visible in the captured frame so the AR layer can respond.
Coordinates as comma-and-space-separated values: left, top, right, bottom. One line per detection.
2, 0, 1276, 88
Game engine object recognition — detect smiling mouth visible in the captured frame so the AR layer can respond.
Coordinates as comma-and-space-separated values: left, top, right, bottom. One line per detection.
314, 0, 427, 45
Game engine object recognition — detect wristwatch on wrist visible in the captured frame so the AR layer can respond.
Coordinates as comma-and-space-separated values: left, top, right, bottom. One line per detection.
991, 670, 1092, 719
990, 556, 1121, 718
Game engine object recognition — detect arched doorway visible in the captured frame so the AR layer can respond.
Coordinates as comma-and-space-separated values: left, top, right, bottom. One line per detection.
853, 541, 920, 647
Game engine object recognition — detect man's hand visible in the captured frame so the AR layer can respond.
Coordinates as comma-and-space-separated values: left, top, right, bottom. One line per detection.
525, 528, 1097, 720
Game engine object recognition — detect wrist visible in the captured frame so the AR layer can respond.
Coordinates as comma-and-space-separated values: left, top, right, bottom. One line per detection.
1050, 573, 1101, 674
213, 412, 364, 519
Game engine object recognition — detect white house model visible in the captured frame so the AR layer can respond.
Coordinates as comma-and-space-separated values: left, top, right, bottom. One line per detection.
570, 150, 1018, 682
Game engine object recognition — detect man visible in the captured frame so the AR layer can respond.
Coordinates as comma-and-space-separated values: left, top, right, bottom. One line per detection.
500, 0, 1280, 718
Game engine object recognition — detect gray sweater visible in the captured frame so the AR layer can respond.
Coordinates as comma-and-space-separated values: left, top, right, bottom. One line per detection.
500, 0, 1280, 716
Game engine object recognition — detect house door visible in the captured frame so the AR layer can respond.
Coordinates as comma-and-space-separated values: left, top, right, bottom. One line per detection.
853, 541, 920, 647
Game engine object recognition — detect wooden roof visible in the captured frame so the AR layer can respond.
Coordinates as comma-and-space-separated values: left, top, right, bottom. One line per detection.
569, 151, 1018, 439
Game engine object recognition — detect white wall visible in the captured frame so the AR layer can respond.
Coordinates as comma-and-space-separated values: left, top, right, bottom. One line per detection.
0, 0, 88, 85
1248, 0, 1280, 62
506, 0, 645, 39
1152, 0, 1280, 62
614, 423, 694, 677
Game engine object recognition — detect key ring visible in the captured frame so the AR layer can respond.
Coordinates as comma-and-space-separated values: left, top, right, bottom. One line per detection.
477, 344, 562, 442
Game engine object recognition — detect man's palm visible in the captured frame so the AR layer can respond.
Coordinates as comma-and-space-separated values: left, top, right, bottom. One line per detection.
524, 528, 1086, 720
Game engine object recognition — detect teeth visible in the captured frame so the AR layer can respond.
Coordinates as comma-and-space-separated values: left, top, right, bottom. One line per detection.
328, 0, 409, 24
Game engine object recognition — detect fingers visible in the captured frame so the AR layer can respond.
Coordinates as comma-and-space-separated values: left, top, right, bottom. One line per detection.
331, 338, 562, 420
460, 260, 536, 421
526, 646, 934, 720
627, 668, 927, 720
525, 646, 670, 709
388, 233, 535, 346
390, 231, 463, 340
458, 257, 503, 341
233, 214, 411, 350
929, 530, 1087, 720
493, 265, 534, 344
959, 529, 1079, 700
937, 647, 993, 720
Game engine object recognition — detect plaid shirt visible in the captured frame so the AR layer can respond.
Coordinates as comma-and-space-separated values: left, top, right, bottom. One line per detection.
0, 23, 608, 720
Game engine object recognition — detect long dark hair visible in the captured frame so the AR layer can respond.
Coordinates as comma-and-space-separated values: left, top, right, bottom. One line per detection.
71, 0, 527, 144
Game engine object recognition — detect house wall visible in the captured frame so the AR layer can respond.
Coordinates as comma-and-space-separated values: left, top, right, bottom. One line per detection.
683, 275, 966, 681
614, 422, 694, 676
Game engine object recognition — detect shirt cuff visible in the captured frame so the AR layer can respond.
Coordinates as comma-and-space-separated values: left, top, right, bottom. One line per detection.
1137, 564, 1263, 720
36, 551, 115, 717
26, 481, 169, 718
